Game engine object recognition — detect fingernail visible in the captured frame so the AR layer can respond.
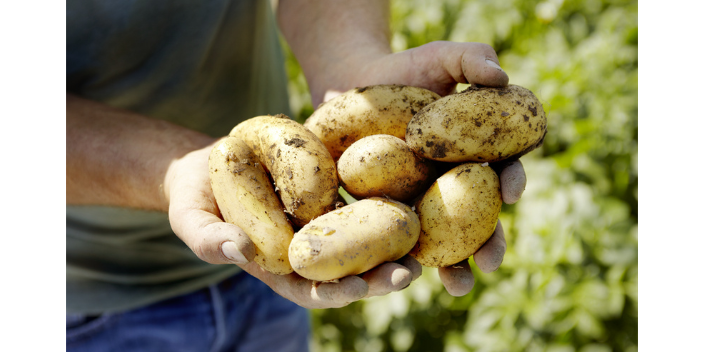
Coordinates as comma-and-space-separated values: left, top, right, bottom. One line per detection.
485, 59, 504, 71
390, 269, 409, 287
222, 241, 247, 264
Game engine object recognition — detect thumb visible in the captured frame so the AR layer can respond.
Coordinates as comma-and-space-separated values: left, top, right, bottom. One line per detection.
170, 207, 255, 265
460, 42, 509, 87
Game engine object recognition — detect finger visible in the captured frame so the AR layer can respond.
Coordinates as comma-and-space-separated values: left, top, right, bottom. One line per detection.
169, 207, 255, 265
243, 262, 369, 309
395, 255, 423, 282
473, 220, 507, 273
311, 276, 369, 308
499, 160, 526, 204
460, 43, 509, 87
438, 260, 475, 297
362, 262, 414, 298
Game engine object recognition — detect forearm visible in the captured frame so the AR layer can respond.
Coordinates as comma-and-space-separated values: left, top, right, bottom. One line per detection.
277, 0, 392, 103
66, 94, 215, 211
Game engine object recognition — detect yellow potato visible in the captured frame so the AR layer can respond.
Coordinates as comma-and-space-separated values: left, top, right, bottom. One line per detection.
410, 163, 502, 268
208, 137, 294, 275
304, 85, 441, 160
289, 198, 421, 281
406, 84, 547, 163
337, 135, 433, 202
230, 115, 339, 227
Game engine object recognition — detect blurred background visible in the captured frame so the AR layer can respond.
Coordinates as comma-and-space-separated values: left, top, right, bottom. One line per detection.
282, 0, 638, 351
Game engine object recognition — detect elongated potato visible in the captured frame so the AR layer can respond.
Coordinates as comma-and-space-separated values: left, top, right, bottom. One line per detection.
208, 137, 294, 275
337, 135, 434, 202
406, 84, 547, 163
410, 163, 502, 268
304, 85, 441, 160
230, 115, 338, 227
289, 198, 421, 281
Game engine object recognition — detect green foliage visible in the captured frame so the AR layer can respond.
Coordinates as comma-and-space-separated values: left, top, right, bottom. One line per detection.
284, 1, 637, 351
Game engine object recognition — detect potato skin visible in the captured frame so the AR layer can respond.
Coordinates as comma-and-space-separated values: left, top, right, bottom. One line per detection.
230, 115, 339, 227
304, 85, 441, 160
289, 198, 421, 281
208, 137, 294, 275
406, 84, 547, 163
337, 135, 433, 202
410, 163, 502, 268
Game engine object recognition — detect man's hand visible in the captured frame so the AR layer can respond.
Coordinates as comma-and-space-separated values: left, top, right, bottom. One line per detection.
240, 256, 422, 309
279, 0, 526, 297
67, 94, 421, 309
354, 45, 524, 296
312, 43, 524, 297
164, 140, 423, 309
316, 41, 510, 107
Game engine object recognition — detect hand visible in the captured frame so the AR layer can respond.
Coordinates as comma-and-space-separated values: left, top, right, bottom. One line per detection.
312, 41, 510, 106
280, 2, 524, 298
315, 41, 525, 297
242, 256, 422, 309
164, 140, 423, 309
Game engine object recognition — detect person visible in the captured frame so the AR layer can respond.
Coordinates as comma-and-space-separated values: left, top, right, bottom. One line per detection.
66, 0, 527, 350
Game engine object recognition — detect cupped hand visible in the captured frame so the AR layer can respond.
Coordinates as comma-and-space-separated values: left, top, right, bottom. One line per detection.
314, 41, 526, 297
163, 140, 422, 309
242, 256, 422, 309
313, 41, 509, 107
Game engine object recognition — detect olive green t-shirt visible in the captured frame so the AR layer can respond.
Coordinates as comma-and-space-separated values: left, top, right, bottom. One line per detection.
67, 0, 291, 314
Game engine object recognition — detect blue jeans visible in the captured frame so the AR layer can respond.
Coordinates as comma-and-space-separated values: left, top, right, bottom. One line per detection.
66, 272, 310, 352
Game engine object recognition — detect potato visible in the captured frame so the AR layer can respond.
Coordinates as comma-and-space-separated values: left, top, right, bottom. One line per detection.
406, 84, 547, 163
337, 135, 434, 202
230, 115, 339, 227
289, 198, 421, 281
304, 85, 441, 160
410, 163, 502, 268
208, 137, 294, 275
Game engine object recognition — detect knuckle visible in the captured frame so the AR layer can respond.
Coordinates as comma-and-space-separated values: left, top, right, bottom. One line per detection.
191, 238, 217, 264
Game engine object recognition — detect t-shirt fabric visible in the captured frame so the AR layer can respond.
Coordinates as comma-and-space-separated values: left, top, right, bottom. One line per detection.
67, 0, 291, 314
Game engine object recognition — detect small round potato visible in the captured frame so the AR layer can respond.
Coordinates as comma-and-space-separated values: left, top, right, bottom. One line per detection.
337, 135, 434, 202
304, 85, 441, 160
410, 163, 502, 268
406, 84, 547, 163
289, 198, 421, 282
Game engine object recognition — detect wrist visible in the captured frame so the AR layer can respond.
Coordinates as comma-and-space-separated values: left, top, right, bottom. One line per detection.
278, 0, 392, 106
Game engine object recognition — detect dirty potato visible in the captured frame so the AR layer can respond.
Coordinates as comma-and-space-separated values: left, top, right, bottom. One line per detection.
337, 135, 433, 202
230, 115, 339, 227
304, 85, 441, 160
410, 163, 502, 268
289, 198, 421, 281
209, 137, 294, 275
406, 84, 547, 163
